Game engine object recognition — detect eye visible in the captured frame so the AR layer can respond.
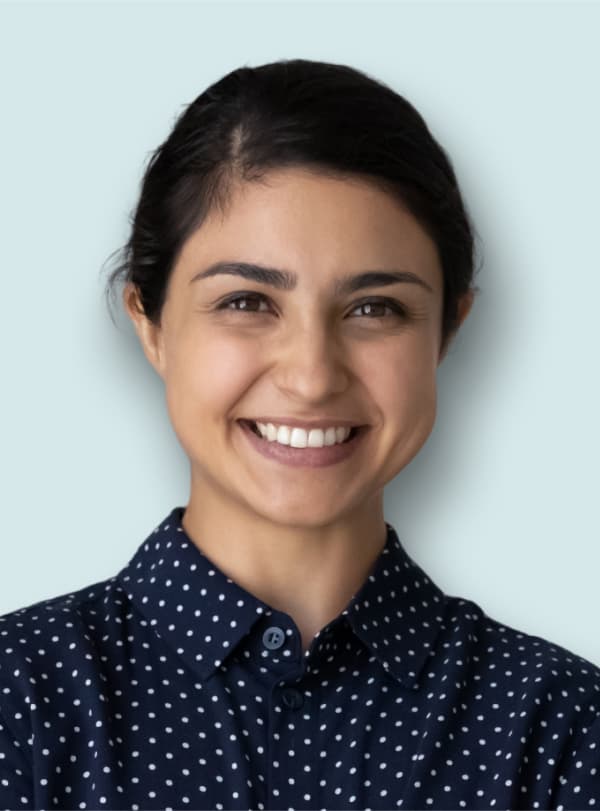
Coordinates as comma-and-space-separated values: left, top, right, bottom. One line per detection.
216, 293, 269, 313
216, 292, 409, 320
349, 298, 408, 319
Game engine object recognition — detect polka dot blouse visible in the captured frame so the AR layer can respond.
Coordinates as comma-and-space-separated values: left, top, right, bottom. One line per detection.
1, 507, 599, 810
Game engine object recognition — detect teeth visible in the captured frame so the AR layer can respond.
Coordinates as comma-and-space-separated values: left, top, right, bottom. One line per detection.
255, 422, 352, 448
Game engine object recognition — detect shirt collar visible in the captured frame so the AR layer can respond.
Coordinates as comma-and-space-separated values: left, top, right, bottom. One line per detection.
117, 506, 447, 690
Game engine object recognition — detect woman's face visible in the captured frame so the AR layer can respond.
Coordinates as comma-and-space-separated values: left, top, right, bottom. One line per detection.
127, 167, 466, 528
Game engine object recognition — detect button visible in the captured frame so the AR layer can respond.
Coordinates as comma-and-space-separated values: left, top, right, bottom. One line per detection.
281, 687, 304, 710
262, 626, 286, 650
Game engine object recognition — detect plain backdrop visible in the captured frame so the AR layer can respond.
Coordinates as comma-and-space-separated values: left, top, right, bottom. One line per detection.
0, 0, 598, 666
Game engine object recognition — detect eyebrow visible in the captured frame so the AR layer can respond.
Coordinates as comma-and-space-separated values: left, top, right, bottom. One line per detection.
189, 261, 434, 295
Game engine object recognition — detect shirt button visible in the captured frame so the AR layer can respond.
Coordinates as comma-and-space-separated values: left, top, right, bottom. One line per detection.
262, 626, 286, 650
281, 687, 304, 710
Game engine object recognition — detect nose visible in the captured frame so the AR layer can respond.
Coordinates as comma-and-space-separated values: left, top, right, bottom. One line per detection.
273, 323, 350, 402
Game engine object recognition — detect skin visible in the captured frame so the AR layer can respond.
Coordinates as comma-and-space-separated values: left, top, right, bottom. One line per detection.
125, 167, 474, 654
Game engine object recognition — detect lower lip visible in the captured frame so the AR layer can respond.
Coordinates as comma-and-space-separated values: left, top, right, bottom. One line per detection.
237, 421, 368, 468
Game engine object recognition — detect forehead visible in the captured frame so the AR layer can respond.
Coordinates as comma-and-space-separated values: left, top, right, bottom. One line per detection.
175, 167, 442, 292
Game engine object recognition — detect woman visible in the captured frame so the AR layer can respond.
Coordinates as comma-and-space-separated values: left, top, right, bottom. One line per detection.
1, 58, 598, 811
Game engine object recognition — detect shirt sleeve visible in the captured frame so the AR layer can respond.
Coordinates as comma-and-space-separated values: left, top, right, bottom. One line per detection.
0, 706, 33, 810
552, 706, 600, 810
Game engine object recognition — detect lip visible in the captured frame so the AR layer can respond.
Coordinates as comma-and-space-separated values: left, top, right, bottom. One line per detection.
237, 420, 368, 468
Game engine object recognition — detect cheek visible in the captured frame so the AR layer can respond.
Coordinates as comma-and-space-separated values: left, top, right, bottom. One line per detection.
373, 334, 437, 403
163, 333, 258, 427
372, 341, 439, 461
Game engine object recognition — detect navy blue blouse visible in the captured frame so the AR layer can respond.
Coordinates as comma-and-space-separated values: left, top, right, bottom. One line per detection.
1, 506, 599, 810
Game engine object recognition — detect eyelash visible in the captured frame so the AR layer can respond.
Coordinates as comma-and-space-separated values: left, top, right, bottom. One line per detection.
215, 292, 409, 320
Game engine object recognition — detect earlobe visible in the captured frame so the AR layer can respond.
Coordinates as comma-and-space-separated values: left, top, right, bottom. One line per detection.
456, 289, 475, 328
123, 284, 165, 378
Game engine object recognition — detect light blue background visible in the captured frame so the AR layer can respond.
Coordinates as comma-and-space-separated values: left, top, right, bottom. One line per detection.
1, 1, 598, 665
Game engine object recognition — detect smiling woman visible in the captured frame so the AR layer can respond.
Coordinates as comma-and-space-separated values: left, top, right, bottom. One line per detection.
1, 58, 599, 811
121, 164, 452, 546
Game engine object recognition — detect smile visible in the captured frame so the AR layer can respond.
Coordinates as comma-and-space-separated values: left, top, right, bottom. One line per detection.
237, 420, 368, 468
246, 420, 358, 447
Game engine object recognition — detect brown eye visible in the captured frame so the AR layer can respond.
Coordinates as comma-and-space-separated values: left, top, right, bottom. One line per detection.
349, 298, 408, 319
216, 293, 408, 320
217, 293, 270, 313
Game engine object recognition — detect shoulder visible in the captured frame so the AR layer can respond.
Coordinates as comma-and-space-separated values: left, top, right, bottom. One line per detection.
0, 574, 124, 661
390, 532, 600, 710
443, 593, 600, 723
0, 575, 121, 641
0, 576, 124, 740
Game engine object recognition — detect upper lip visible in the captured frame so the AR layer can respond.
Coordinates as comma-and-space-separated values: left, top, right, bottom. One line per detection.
241, 417, 365, 429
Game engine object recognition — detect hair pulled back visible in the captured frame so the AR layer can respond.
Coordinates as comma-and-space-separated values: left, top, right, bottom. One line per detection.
103, 58, 480, 353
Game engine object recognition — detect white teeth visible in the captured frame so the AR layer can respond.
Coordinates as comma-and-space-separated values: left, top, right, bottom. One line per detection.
255, 422, 352, 448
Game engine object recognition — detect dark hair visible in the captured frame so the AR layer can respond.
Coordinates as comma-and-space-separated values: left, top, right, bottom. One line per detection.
103, 58, 480, 353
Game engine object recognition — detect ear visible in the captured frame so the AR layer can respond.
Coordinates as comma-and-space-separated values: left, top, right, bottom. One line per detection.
123, 283, 166, 379
438, 288, 475, 364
